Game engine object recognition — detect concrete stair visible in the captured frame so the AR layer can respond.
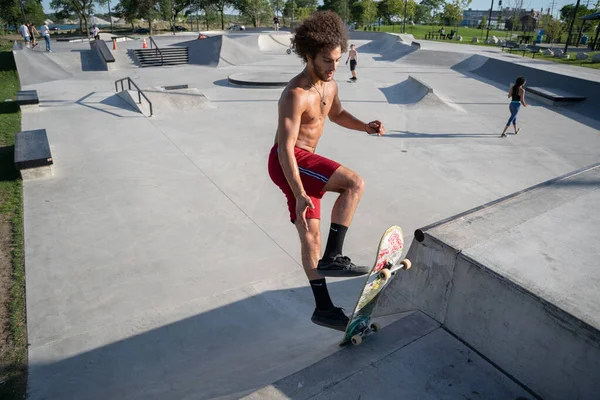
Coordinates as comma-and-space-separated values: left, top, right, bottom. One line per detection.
133, 47, 189, 67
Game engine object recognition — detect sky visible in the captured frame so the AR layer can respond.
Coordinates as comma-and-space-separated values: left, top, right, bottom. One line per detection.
40, 0, 584, 19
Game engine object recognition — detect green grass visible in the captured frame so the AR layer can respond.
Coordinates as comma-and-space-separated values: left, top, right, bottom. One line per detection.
0, 38, 27, 400
372, 24, 600, 70
377, 24, 515, 42
534, 51, 600, 70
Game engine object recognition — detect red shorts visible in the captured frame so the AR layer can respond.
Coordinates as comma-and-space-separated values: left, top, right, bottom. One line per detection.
268, 144, 341, 223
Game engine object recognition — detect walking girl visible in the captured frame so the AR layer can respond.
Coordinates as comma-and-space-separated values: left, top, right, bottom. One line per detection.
501, 76, 528, 138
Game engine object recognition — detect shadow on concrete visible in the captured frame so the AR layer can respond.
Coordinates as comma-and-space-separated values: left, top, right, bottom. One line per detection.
388, 130, 499, 139
27, 279, 363, 400
75, 92, 142, 117
70, 49, 107, 72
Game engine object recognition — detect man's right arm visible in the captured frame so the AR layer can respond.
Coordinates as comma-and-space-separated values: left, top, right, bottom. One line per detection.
277, 89, 306, 197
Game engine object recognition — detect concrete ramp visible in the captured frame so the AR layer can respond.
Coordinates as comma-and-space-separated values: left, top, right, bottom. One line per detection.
376, 162, 600, 400
119, 87, 213, 116
258, 34, 292, 53
12, 42, 72, 86
380, 75, 464, 112
177, 35, 267, 67
453, 55, 600, 122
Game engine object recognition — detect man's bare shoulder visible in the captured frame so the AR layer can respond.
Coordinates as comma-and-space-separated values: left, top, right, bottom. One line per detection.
280, 76, 309, 105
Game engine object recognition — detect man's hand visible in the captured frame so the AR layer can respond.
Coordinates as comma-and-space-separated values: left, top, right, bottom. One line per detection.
366, 120, 385, 136
295, 192, 315, 231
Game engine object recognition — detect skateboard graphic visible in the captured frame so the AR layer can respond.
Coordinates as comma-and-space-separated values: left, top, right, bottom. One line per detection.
339, 225, 411, 346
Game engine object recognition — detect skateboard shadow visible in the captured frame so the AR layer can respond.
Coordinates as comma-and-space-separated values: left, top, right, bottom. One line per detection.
28, 278, 369, 399
388, 130, 499, 139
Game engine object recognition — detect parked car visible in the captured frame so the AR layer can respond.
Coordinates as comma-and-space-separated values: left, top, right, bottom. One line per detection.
172, 25, 188, 31
49, 26, 60, 31
228, 24, 245, 31
134, 28, 150, 34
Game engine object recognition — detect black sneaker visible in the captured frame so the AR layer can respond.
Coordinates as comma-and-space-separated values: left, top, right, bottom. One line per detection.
311, 307, 349, 331
317, 254, 370, 277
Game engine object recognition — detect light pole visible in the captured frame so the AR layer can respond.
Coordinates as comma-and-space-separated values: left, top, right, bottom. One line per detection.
563, 0, 581, 53
403, 0, 407, 33
485, 0, 494, 41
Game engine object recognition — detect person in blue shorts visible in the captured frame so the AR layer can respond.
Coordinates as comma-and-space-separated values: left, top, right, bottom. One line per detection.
501, 76, 528, 138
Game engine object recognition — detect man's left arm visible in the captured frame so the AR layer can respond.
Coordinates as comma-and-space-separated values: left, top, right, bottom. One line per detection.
328, 89, 384, 136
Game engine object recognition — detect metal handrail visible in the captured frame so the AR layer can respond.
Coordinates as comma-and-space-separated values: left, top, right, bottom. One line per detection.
148, 36, 164, 66
114, 77, 154, 117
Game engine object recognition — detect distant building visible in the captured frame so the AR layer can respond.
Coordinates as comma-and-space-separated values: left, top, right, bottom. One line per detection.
462, 9, 504, 28
461, 8, 541, 30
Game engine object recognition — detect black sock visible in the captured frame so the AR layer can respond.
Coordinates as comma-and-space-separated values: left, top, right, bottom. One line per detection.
310, 278, 334, 310
323, 223, 348, 259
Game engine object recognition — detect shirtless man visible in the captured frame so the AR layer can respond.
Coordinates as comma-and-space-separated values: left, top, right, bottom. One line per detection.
345, 44, 358, 81
268, 11, 385, 331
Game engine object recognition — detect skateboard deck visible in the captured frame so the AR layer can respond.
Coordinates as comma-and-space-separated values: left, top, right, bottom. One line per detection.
339, 225, 410, 346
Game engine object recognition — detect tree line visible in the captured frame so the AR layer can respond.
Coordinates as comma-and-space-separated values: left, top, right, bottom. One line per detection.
1, 0, 598, 42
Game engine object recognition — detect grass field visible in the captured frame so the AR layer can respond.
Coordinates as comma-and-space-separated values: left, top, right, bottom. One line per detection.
0, 37, 27, 400
378, 24, 518, 41
534, 51, 600, 69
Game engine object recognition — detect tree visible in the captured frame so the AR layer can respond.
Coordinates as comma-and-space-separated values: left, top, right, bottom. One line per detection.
560, 3, 593, 22
350, 0, 378, 27
51, 0, 96, 35
442, 0, 469, 29
213, 0, 233, 29
413, 3, 429, 24
236, 0, 272, 27
195, 0, 220, 30
318, 0, 345, 20
285, 0, 318, 23
0, 0, 25, 27
420, 0, 445, 23
544, 18, 562, 43
479, 14, 486, 29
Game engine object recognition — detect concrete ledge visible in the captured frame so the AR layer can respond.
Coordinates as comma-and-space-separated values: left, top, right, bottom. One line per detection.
228, 72, 296, 87
380, 162, 600, 400
528, 86, 586, 106
16, 90, 40, 111
90, 40, 115, 71
14, 129, 54, 180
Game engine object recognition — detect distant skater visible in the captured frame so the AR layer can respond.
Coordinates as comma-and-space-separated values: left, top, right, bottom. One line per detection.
345, 44, 358, 81
501, 76, 528, 138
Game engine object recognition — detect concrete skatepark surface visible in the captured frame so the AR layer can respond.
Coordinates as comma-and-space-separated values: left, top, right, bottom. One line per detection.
12, 30, 600, 399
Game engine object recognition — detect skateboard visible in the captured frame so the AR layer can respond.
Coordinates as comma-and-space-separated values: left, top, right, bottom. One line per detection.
339, 225, 411, 346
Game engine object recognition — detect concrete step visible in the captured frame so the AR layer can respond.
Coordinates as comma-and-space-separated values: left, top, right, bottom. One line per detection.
377, 162, 600, 400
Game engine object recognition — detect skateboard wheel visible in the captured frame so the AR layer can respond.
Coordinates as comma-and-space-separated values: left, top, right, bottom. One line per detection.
286, 49, 291, 54
351, 335, 362, 345
370, 323, 381, 333
400, 259, 412, 270
378, 269, 392, 280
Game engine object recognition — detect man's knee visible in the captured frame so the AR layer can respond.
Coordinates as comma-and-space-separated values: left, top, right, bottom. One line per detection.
351, 174, 365, 194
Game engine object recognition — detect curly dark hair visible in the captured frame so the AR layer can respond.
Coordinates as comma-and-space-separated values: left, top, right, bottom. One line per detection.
292, 11, 348, 62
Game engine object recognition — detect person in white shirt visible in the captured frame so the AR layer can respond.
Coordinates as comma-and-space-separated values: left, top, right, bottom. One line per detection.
40, 22, 52, 52
20, 23, 31, 48
92, 24, 100, 40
